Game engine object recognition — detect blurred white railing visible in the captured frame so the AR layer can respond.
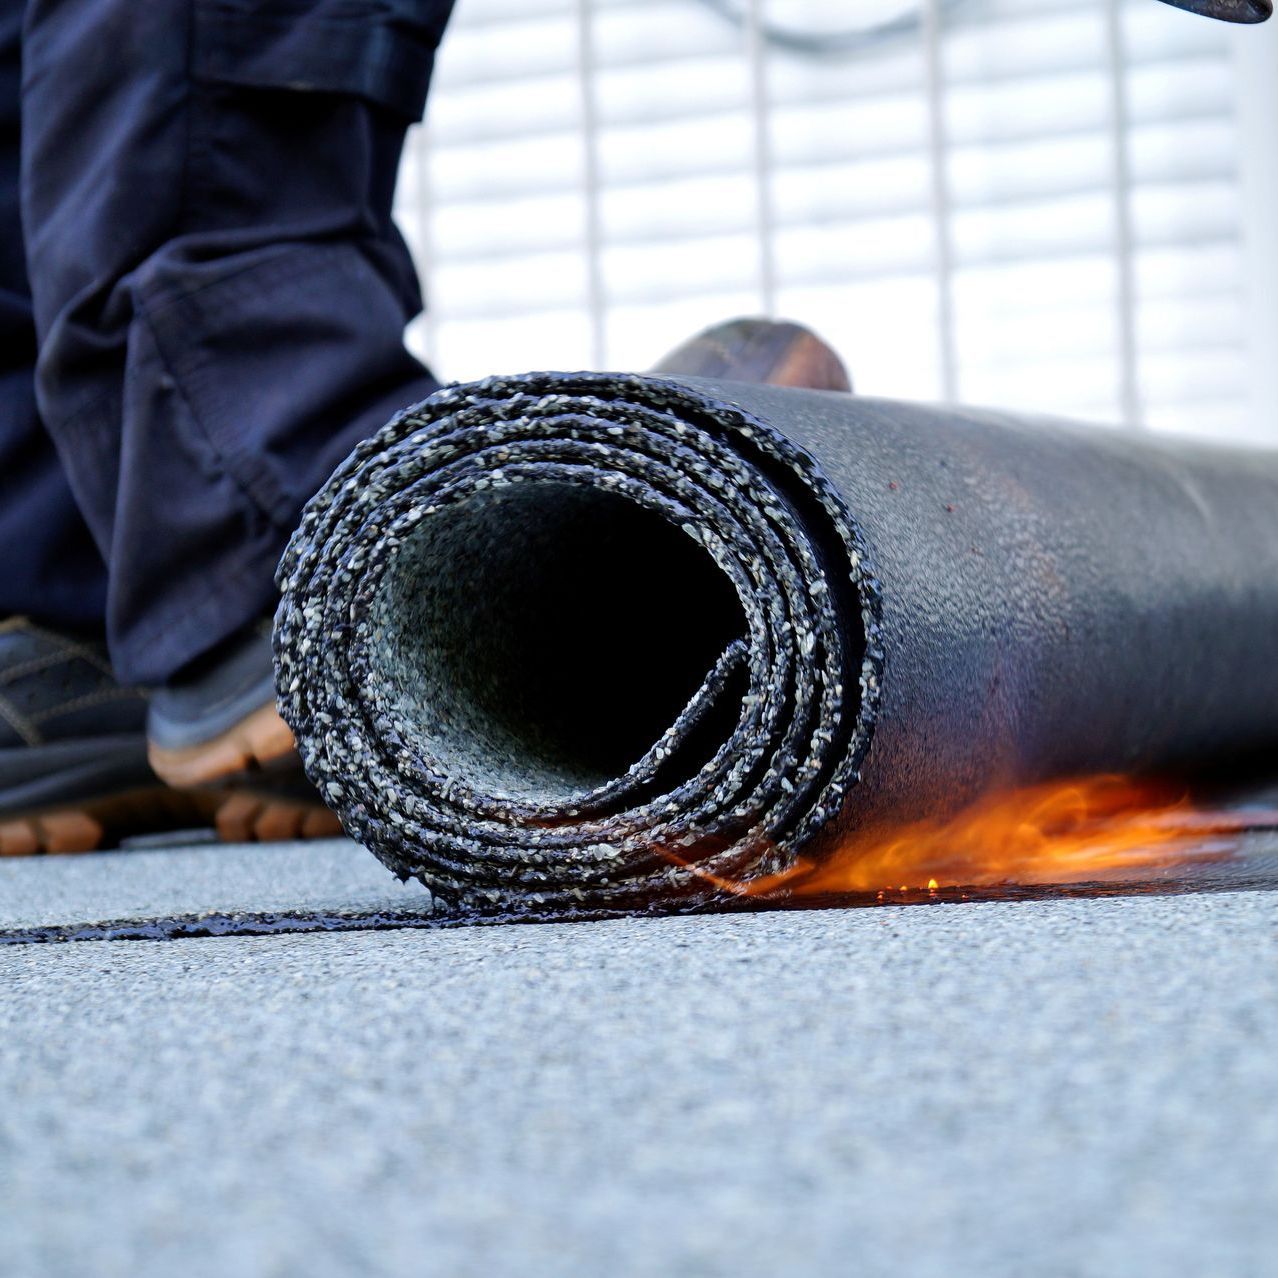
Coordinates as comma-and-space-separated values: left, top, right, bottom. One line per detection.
396, 0, 1278, 443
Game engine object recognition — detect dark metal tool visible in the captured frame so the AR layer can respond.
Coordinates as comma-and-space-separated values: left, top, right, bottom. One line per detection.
1156, 0, 1270, 21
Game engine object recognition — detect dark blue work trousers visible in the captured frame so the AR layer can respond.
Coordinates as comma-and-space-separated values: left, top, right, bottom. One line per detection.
0, 0, 452, 684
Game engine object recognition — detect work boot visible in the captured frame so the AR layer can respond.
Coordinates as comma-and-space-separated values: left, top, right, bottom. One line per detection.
146, 620, 341, 841
0, 617, 202, 854
0, 615, 340, 855
652, 317, 852, 392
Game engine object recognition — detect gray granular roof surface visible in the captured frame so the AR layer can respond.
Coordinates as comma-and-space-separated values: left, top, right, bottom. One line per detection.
0, 838, 427, 931
2, 849, 1277, 1278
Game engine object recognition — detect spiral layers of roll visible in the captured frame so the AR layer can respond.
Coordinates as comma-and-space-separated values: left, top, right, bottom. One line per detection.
275, 373, 883, 911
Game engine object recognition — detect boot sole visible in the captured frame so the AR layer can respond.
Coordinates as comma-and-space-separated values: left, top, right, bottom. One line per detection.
0, 784, 341, 857
0, 784, 216, 856
146, 701, 344, 846
147, 701, 299, 789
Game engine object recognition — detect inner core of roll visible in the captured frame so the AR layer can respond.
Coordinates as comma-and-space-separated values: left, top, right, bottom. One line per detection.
369, 480, 748, 807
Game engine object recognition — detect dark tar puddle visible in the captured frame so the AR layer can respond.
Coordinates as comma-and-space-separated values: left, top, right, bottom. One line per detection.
3, 855, 1277, 947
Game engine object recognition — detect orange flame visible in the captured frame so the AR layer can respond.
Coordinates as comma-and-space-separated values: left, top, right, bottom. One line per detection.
676, 774, 1266, 899
791, 774, 1239, 895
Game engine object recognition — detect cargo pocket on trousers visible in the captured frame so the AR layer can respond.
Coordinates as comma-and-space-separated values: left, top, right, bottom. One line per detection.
191, 0, 454, 122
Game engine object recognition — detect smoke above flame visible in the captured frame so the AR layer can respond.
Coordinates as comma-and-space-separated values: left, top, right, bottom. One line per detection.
681, 774, 1264, 899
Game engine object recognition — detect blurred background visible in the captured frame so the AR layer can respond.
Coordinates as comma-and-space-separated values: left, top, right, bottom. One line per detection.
393, 0, 1278, 443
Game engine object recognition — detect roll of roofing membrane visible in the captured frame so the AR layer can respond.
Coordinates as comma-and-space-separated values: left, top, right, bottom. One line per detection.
274, 373, 1278, 911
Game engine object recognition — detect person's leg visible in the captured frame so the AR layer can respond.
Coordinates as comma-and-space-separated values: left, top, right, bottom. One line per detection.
0, 1, 159, 855
21, 0, 453, 692
0, 0, 106, 626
